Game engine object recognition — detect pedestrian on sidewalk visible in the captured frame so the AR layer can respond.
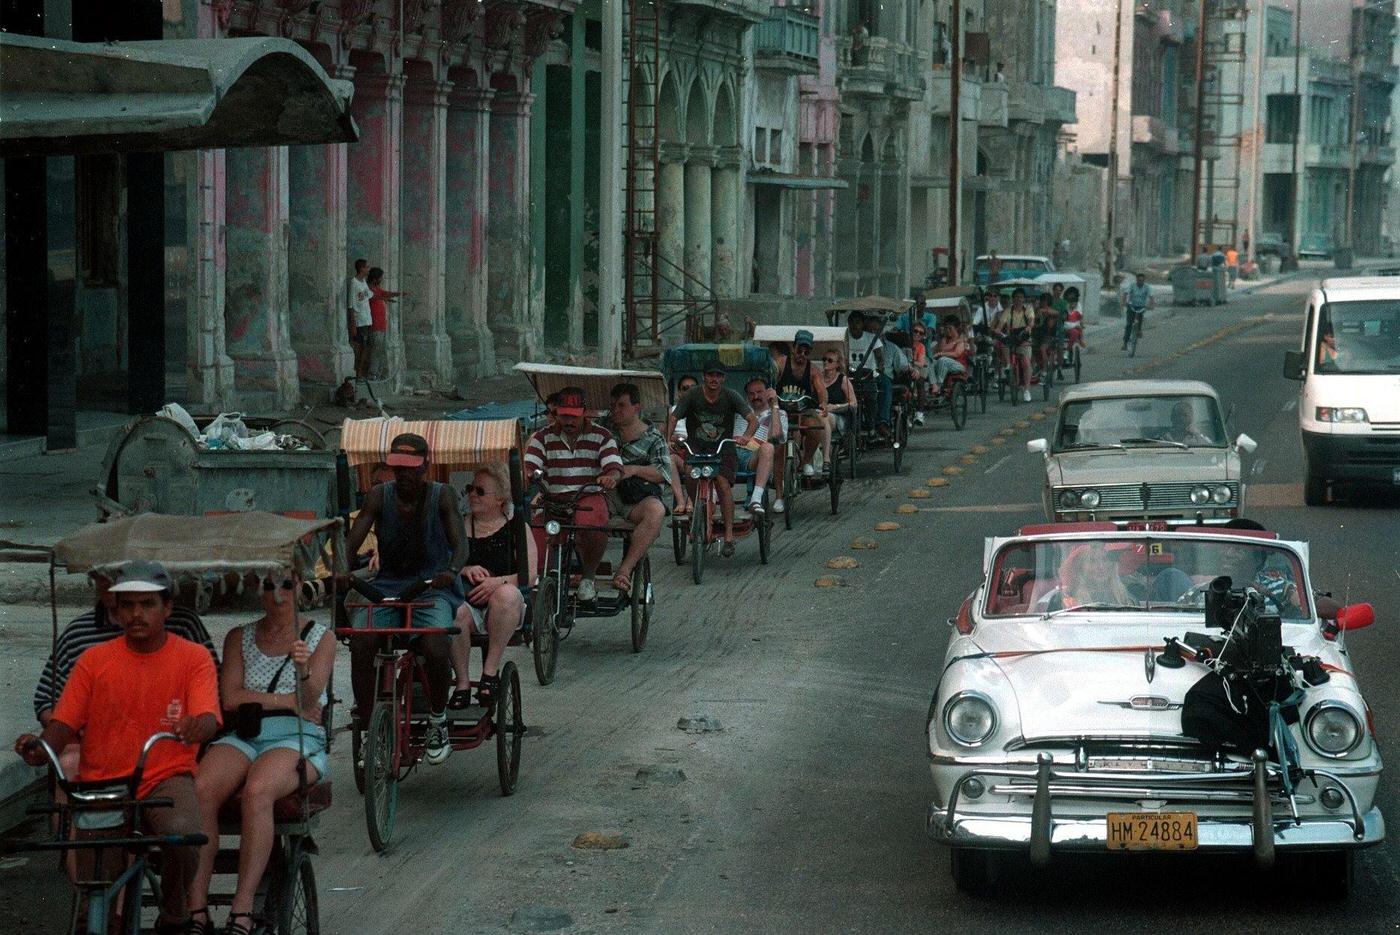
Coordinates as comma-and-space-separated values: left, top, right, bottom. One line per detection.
366, 267, 408, 381
1225, 245, 1239, 288
347, 259, 372, 378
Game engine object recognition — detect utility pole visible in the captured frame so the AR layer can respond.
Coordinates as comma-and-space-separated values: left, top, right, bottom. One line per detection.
1104, 0, 1124, 291
948, 0, 961, 285
598, 0, 624, 364
1189, 0, 1209, 261
1246, 0, 1266, 264
1283, 0, 1303, 271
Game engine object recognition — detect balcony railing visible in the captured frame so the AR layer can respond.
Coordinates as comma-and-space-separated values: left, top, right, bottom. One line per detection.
978, 80, 1008, 127
1045, 85, 1076, 124
753, 5, 820, 74
1007, 82, 1044, 123
929, 70, 981, 120
837, 36, 924, 100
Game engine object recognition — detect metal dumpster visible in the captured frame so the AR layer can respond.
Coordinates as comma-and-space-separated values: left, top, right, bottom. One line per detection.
1170, 265, 1226, 306
97, 415, 338, 519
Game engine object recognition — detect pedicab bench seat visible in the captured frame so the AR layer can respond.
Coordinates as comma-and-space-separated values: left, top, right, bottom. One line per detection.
218, 780, 333, 827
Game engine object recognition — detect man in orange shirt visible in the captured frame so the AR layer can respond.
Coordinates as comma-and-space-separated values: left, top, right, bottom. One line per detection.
14, 561, 220, 933
1225, 245, 1239, 288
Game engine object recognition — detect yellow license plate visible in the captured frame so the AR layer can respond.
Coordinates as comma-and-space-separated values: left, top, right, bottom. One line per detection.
1105, 812, 1198, 851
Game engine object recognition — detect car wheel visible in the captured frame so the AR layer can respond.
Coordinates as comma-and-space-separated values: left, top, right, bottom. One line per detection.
949, 847, 1003, 896
1304, 467, 1327, 507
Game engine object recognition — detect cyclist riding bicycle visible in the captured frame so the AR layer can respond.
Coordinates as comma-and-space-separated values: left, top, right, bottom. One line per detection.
1121, 271, 1154, 350
769, 329, 828, 477
991, 288, 1034, 401
13, 561, 220, 935
1062, 286, 1086, 352
343, 432, 468, 766
1032, 293, 1059, 383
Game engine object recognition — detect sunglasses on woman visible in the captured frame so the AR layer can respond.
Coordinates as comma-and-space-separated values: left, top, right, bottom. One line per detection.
262, 579, 295, 591
467, 484, 494, 497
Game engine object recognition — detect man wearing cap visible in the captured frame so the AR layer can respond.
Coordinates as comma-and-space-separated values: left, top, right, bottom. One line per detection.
14, 561, 221, 934
344, 432, 468, 765
769, 329, 829, 484
525, 386, 624, 603
666, 361, 758, 557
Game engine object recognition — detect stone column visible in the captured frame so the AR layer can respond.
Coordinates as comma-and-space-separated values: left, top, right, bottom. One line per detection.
188, 148, 235, 406
224, 145, 299, 410
834, 157, 862, 296
446, 85, 496, 384
287, 69, 354, 393
710, 146, 742, 298
346, 71, 405, 383
656, 142, 688, 301
683, 146, 714, 296
487, 89, 535, 364
400, 77, 455, 388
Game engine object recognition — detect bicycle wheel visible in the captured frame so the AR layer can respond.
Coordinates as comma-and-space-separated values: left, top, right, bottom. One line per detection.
530, 576, 559, 685
951, 382, 968, 430
495, 661, 523, 795
892, 409, 907, 473
670, 515, 687, 565
996, 366, 1007, 403
782, 442, 797, 531
363, 701, 397, 852
690, 498, 706, 585
847, 409, 859, 480
977, 363, 988, 413
1073, 345, 1082, 383
1129, 316, 1140, 357
1042, 359, 1052, 401
629, 556, 652, 652
757, 490, 771, 564
350, 724, 366, 795
275, 845, 319, 935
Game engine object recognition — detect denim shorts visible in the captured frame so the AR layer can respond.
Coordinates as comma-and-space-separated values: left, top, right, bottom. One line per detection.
369, 593, 456, 630
210, 715, 328, 781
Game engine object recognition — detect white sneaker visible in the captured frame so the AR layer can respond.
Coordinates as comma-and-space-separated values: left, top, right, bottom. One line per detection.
1022, 389, 1032, 402
425, 720, 451, 765
576, 578, 597, 603
772, 498, 786, 513
801, 463, 815, 478
912, 412, 925, 426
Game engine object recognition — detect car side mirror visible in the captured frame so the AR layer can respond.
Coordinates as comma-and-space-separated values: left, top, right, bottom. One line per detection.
1283, 350, 1305, 381
1336, 603, 1375, 632
1234, 433, 1257, 454
1027, 438, 1049, 455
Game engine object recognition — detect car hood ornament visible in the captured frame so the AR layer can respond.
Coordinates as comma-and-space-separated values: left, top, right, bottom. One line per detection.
1144, 647, 1156, 684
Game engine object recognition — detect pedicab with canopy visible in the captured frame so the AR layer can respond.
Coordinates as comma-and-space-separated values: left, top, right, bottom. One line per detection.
749, 325, 847, 522
336, 417, 527, 851
511, 363, 661, 667
660, 343, 775, 584
925, 285, 985, 416
823, 295, 916, 473
8, 511, 342, 934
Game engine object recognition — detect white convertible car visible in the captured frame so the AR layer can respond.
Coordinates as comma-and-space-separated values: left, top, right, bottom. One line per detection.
926, 521, 1384, 895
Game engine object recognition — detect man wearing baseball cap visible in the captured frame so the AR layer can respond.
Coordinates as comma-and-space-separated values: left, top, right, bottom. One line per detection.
344, 432, 468, 764
524, 385, 623, 603
14, 561, 220, 933
666, 361, 757, 556
768, 329, 829, 490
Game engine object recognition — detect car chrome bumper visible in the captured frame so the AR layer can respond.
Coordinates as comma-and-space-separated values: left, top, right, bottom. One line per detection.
926, 752, 1385, 865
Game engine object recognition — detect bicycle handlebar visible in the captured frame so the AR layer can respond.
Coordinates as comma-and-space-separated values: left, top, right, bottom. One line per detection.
675, 438, 738, 459
25, 731, 184, 793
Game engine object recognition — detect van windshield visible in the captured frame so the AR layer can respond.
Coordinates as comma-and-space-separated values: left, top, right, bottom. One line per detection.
1315, 300, 1400, 375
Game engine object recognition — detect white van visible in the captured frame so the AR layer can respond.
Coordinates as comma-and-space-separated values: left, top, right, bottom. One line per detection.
1284, 277, 1400, 504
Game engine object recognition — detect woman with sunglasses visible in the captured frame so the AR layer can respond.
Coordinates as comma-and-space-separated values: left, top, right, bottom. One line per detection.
188, 574, 334, 935
450, 463, 537, 709
819, 350, 855, 465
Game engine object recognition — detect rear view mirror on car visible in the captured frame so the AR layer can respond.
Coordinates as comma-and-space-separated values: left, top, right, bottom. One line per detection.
1283, 350, 1305, 381
1027, 438, 1048, 454
1235, 433, 1258, 454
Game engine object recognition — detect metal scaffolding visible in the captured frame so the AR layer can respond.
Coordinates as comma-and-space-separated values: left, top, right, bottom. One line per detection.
1190, 0, 1251, 253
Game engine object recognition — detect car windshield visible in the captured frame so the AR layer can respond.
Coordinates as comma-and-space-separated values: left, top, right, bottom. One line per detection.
1054, 394, 1226, 450
1314, 300, 1400, 375
984, 537, 1309, 620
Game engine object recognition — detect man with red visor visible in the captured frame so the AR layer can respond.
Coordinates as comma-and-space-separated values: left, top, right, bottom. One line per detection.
344, 432, 468, 764
525, 387, 623, 604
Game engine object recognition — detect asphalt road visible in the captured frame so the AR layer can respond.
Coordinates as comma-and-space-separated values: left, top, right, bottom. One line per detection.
3, 278, 1397, 934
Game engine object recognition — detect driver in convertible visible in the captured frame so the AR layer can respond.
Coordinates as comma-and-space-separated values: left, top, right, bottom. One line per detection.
344, 432, 468, 766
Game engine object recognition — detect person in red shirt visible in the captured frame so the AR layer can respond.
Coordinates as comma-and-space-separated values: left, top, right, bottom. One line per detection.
14, 560, 220, 934
366, 267, 408, 381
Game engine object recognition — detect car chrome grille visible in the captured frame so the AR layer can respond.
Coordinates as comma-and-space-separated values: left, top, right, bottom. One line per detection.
1060, 482, 1238, 511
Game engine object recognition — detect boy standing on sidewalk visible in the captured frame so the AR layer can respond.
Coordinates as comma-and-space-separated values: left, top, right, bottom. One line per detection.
347, 259, 373, 378
366, 267, 408, 381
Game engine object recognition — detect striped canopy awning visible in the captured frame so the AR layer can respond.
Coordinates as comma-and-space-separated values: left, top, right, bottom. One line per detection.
339, 417, 523, 490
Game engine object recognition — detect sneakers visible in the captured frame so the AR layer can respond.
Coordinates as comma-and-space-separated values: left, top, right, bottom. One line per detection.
801, 463, 816, 478
720, 539, 736, 558
1022, 388, 1032, 403
576, 578, 597, 603
772, 498, 786, 513
425, 718, 451, 765
912, 412, 926, 426
747, 497, 765, 515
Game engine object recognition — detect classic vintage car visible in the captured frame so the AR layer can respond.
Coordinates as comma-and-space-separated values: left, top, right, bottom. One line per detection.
926, 522, 1383, 895
1028, 380, 1258, 523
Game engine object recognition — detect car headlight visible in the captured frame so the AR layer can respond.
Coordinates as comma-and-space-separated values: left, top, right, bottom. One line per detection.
689, 467, 702, 480
1190, 485, 1211, 505
1079, 489, 1100, 509
1315, 407, 1368, 423
544, 520, 562, 536
1212, 484, 1233, 504
1305, 702, 1363, 757
701, 465, 715, 478
943, 691, 998, 747
1059, 490, 1079, 508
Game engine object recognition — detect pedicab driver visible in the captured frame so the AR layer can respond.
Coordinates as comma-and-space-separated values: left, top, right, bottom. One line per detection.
14, 561, 220, 935
343, 432, 468, 766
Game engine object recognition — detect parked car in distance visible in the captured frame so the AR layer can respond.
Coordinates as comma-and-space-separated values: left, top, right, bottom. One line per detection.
975, 254, 1055, 286
1027, 380, 1257, 523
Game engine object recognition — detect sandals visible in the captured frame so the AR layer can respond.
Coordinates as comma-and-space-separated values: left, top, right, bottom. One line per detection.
476, 673, 500, 708
612, 570, 632, 595
672, 500, 691, 516
185, 908, 214, 935
447, 688, 474, 711
223, 911, 254, 935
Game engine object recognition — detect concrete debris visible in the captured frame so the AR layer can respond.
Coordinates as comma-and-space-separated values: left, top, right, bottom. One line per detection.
676, 716, 723, 734
509, 906, 575, 932
571, 831, 630, 850
635, 765, 688, 785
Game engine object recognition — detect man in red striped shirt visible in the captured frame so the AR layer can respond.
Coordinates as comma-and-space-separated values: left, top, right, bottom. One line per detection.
526, 387, 622, 603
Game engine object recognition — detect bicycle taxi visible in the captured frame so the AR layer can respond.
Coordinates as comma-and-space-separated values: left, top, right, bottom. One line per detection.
913, 287, 974, 429
512, 363, 660, 668
336, 417, 527, 851
749, 325, 847, 523
824, 295, 915, 473
661, 343, 774, 584
8, 512, 339, 934
986, 278, 1044, 406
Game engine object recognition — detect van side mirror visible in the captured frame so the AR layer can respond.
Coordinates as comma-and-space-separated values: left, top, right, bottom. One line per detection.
1283, 350, 1305, 381
1234, 433, 1257, 454
1027, 438, 1049, 455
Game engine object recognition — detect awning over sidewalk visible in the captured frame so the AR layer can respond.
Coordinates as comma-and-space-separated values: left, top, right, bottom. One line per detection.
746, 170, 849, 190
0, 34, 358, 157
